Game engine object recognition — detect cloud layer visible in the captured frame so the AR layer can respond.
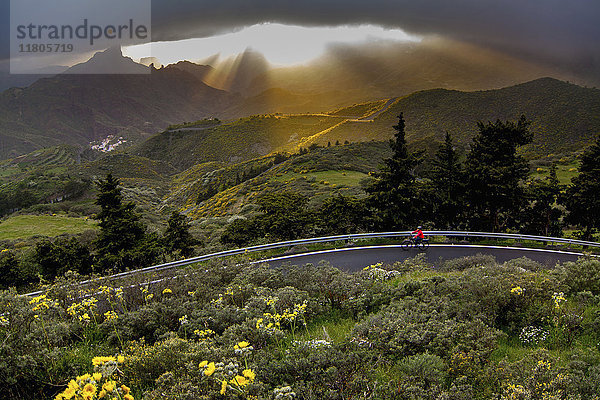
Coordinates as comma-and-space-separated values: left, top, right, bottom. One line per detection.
149, 0, 599, 75
2, 0, 599, 79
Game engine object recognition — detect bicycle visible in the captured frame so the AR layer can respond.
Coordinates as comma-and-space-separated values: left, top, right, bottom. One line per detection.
401, 235, 430, 251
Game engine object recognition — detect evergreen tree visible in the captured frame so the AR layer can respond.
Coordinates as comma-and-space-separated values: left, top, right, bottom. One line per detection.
220, 218, 262, 247
95, 174, 148, 271
0, 250, 20, 289
365, 113, 423, 229
164, 211, 196, 257
429, 132, 465, 229
255, 192, 313, 240
35, 237, 92, 280
563, 135, 600, 240
465, 116, 533, 232
520, 165, 563, 237
316, 194, 371, 235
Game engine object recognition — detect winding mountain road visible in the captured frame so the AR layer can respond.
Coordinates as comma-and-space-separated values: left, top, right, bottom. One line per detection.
252, 244, 591, 272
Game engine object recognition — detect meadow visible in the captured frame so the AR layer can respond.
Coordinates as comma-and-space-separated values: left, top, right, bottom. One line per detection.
0, 214, 97, 241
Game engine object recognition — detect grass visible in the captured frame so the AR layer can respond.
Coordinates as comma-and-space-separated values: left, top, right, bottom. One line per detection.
301, 310, 356, 345
0, 214, 97, 240
271, 170, 368, 187
490, 334, 598, 370
530, 161, 580, 185
389, 269, 458, 286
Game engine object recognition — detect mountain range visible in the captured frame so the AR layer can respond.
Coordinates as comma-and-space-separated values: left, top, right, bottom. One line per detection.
0, 41, 596, 161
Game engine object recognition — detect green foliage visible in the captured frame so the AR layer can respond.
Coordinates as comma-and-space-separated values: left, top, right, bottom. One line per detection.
563, 135, 600, 240
558, 258, 600, 295
465, 116, 533, 232
427, 132, 465, 229
220, 218, 262, 247
164, 211, 196, 257
315, 194, 371, 235
34, 237, 92, 280
94, 174, 156, 272
221, 192, 315, 245
519, 165, 563, 236
255, 192, 313, 241
0, 250, 20, 289
366, 113, 425, 229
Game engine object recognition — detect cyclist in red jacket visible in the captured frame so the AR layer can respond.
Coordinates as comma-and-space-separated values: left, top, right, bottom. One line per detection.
412, 226, 425, 244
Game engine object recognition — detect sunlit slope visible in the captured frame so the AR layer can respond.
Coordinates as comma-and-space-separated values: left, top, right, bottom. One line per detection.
134, 114, 347, 171
310, 78, 600, 158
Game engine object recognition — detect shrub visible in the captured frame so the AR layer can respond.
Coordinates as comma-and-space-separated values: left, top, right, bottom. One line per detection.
559, 258, 600, 295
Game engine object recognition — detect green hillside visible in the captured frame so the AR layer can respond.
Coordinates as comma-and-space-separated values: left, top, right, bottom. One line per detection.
1, 78, 596, 236
132, 78, 600, 172
173, 142, 389, 218
134, 114, 347, 171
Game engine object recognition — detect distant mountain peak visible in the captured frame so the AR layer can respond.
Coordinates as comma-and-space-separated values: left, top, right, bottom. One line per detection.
65, 46, 149, 74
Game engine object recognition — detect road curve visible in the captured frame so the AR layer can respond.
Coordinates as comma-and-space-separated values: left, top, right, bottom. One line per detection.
252, 244, 591, 272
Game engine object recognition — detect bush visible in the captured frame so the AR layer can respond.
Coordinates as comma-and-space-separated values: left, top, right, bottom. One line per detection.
559, 258, 600, 295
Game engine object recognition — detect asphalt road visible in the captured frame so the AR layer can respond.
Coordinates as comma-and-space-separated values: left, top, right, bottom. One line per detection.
254, 244, 590, 272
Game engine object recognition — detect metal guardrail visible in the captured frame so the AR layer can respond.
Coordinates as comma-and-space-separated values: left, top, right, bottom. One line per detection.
25, 231, 599, 297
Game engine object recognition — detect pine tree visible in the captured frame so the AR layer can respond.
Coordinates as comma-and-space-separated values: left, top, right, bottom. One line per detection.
95, 174, 147, 271
255, 192, 313, 240
429, 132, 465, 229
564, 135, 600, 240
316, 194, 370, 234
520, 165, 563, 236
164, 211, 196, 257
365, 113, 423, 229
464, 116, 533, 232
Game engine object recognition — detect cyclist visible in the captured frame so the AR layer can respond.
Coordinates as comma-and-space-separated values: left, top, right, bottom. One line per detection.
412, 226, 425, 244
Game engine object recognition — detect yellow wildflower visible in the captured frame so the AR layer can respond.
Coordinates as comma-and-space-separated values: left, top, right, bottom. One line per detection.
104, 311, 118, 321
117, 355, 125, 363
220, 379, 228, 395
199, 360, 208, 368
511, 286, 525, 295
204, 362, 216, 376
82, 383, 96, 397
92, 356, 116, 366
234, 341, 249, 350
162, 288, 172, 294
92, 372, 102, 382
242, 369, 256, 382
231, 375, 250, 387
76, 373, 91, 381
102, 380, 115, 392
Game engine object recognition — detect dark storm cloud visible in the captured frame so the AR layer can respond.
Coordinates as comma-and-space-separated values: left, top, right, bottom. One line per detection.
150, 0, 600, 72
1, 0, 599, 77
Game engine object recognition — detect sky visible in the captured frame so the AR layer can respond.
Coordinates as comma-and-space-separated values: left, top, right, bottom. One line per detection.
1, 0, 599, 78
123, 24, 421, 66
